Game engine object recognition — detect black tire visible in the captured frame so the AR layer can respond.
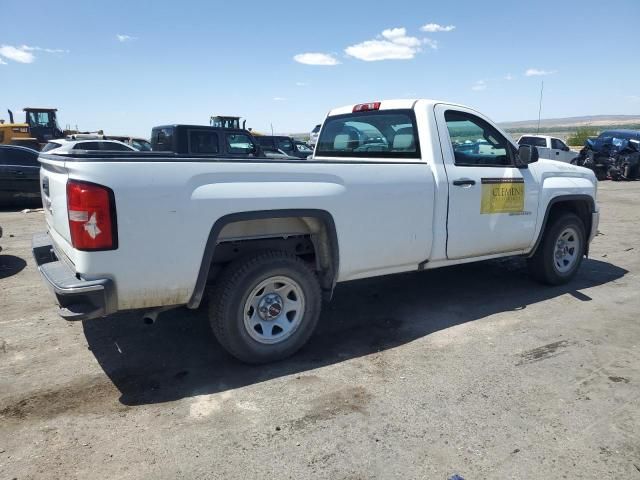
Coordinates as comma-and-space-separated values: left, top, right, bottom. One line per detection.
208, 250, 322, 364
527, 212, 586, 285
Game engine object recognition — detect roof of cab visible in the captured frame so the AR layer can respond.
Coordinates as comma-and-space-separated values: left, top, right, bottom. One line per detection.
326, 99, 466, 117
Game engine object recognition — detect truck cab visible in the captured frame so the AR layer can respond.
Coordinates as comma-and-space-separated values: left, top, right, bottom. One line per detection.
23, 108, 64, 144
517, 134, 577, 163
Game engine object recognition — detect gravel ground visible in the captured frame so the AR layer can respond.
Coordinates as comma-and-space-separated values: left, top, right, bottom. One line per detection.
1, 182, 639, 480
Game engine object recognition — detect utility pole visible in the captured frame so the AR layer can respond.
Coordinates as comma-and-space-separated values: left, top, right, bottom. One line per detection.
536, 80, 544, 134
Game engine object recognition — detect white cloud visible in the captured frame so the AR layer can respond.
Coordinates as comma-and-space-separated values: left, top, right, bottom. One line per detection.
423, 38, 439, 50
0, 45, 35, 63
295, 82, 307, 86
0, 44, 69, 64
293, 52, 340, 66
421, 23, 456, 33
345, 27, 424, 61
381, 28, 421, 47
116, 34, 137, 42
472, 80, 487, 91
273, 97, 286, 101
20, 45, 68, 53
504, 73, 514, 80
525, 68, 556, 76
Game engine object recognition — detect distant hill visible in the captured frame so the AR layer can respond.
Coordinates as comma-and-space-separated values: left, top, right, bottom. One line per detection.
498, 115, 640, 143
499, 115, 640, 130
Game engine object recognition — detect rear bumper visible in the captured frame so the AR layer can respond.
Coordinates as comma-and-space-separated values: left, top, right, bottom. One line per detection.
32, 232, 116, 321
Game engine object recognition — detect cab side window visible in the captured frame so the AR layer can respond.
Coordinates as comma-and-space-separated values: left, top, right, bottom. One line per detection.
188, 130, 219, 154
73, 142, 101, 151
551, 138, 567, 150
8, 148, 39, 166
100, 142, 132, 151
445, 110, 513, 167
277, 138, 294, 152
226, 133, 255, 154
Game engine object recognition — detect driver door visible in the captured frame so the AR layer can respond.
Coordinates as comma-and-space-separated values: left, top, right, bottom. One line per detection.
435, 105, 540, 259
550, 138, 573, 163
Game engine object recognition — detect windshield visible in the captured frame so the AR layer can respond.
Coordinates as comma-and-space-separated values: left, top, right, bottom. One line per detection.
27, 111, 55, 127
41, 142, 62, 152
131, 139, 152, 151
315, 110, 419, 158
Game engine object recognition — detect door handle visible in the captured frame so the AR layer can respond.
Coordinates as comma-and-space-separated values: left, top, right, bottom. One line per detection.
453, 179, 476, 186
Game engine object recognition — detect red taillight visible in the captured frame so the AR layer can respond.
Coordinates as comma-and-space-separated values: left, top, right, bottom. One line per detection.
353, 102, 381, 112
66, 180, 117, 251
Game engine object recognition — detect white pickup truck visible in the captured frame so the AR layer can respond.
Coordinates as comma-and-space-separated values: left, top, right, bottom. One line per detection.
517, 134, 579, 163
33, 99, 599, 363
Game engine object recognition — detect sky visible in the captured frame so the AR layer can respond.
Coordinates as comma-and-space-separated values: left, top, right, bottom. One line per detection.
1, 0, 639, 138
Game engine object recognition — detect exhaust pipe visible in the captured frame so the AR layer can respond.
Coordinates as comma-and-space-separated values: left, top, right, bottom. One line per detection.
8, 109, 14, 124
141, 306, 177, 324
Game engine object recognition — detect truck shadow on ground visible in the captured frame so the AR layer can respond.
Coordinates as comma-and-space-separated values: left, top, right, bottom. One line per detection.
82, 257, 627, 406
0, 255, 27, 279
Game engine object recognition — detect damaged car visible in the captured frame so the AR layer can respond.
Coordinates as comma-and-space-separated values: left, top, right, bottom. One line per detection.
573, 129, 640, 181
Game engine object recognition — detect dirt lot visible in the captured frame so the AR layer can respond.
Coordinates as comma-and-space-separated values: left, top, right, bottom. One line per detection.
1, 183, 639, 480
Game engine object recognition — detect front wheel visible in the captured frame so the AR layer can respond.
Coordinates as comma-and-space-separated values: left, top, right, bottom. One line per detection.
209, 250, 322, 364
527, 212, 586, 285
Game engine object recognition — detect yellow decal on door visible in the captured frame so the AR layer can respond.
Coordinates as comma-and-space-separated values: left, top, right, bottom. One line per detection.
480, 178, 525, 214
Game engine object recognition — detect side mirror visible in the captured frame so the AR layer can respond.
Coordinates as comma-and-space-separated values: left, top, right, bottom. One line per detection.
516, 144, 539, 168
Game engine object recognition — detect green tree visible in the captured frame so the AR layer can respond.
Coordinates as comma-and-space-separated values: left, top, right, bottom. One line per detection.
566, 127, 599, 147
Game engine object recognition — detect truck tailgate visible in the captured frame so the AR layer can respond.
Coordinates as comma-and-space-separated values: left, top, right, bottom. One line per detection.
39, 156, 74, 262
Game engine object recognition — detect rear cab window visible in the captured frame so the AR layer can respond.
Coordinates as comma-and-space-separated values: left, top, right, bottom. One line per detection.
153, 128, 174, 152
518, 136, 547, 148
315, 109, 419, 158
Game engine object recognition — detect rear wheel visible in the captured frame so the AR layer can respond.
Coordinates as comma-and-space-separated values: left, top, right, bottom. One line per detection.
209, 250, 322, 364
527, 212, 586, 285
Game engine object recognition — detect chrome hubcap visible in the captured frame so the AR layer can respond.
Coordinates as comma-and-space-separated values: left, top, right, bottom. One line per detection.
554, 227, 580, 273
243, 276, 305, 344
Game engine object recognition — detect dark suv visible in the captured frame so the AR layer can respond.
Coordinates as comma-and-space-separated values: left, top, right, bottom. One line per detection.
151, 125, 264, 157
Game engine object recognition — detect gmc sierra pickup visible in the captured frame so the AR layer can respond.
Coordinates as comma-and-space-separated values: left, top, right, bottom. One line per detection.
33, 99, 599, 363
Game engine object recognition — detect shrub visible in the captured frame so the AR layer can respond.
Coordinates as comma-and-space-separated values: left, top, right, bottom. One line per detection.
566, 127, 599, 147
